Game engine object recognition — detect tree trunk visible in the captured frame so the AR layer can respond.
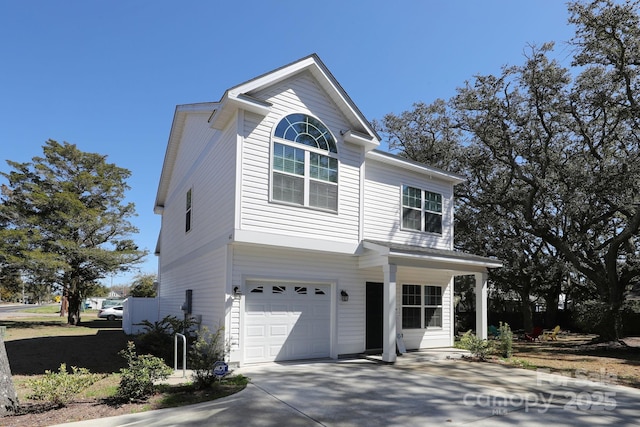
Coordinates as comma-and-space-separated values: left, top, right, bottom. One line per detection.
599, 301, 623, 342
519, 293, 534, 332
59, 292, 68, 317
67, 290, 82, 325
544, 294, 560, 328
0, 335, 18, 416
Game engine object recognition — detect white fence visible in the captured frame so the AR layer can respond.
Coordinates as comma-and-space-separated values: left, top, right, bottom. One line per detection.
122, 297, 160, 335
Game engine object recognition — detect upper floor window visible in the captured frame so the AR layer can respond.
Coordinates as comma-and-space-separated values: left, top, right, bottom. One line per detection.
185, 188, 192, 233
402, 185, 442, 234
272, 114, 338, 211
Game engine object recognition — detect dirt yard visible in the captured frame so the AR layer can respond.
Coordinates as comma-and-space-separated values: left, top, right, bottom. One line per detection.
505, 333, 640, 388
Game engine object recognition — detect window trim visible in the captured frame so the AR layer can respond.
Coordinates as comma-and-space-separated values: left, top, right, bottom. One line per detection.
401, 284, 443, 329
401, 185, 443, 234
270, 113, 339, 212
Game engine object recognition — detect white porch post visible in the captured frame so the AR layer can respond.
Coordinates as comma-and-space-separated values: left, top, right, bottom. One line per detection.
475, 272, 488, 339
382, 263, 397, 363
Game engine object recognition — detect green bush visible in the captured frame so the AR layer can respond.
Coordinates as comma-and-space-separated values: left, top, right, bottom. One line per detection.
116, 341, 173, 402
189, 326, 228, 389
135, 315, 196, 364
26, 363, 102, 407
573, 300, 608, 335
459, 330, 492, 360
498, 322, 513, 358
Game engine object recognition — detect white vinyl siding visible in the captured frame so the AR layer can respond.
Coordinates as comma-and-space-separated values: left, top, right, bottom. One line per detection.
231, 245, 457, 364
364, 159, 454, 250
158, 245, 228, 330
160, 115, 236, 267
239, 74, 361, 244
157, 113, 237, 338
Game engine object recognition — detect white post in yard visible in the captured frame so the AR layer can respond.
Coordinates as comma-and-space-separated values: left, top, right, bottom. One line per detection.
382, 263, 397, 363
475, 272, 488, 340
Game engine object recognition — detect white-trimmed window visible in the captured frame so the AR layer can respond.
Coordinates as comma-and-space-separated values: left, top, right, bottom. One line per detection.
402, 284, 443, 329
272, 114, 338, 211
402, 185, 442, 234
185, 188, 192, 233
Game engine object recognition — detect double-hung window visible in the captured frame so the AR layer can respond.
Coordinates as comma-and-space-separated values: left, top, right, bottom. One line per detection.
402, 185, 442, 234
272, 114, 338, 211
402, 284, 443, 329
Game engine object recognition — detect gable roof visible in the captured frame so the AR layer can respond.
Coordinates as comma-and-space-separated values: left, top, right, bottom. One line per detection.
155, 54, 380, 213
210, 53, 380, 147
154, 102, 217, 213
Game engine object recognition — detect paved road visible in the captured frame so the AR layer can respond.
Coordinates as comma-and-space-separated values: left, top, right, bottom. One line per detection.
51, 357, 640, 426
0, 303, 61, 318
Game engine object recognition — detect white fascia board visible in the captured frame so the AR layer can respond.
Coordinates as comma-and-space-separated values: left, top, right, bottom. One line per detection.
233, 229, 358, 254
209, 93, 272, 130
362, 240, 502, 271
155, 103, 218, 212
228, 56, 319, 96
342, 129, 379, 152
366, 150, 466, 185
388, 251, 503, 270
228, 54, 379, 142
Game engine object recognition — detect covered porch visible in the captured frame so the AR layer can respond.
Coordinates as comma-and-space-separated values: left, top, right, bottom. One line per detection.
359, 240, 503, 363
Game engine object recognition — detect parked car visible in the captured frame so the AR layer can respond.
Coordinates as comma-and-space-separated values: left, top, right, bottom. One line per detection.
98, 305, 123, 321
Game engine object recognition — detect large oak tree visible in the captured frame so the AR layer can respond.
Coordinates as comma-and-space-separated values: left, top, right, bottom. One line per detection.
376, 0, 640, 340
0, 140, 147, 324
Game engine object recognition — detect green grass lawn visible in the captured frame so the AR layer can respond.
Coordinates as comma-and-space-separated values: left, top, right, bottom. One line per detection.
20, 304, 62, 314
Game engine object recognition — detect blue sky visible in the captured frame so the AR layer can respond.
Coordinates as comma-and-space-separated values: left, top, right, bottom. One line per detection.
0, 1, 575, 289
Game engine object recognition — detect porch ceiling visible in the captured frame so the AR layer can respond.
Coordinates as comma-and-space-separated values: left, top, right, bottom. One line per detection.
360, 240, 502, 273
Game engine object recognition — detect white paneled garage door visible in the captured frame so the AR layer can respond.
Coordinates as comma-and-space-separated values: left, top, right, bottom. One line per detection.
244, 282, 331, 363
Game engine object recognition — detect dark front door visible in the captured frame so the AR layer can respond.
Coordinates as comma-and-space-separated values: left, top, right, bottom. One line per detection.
365, 282, 383, 352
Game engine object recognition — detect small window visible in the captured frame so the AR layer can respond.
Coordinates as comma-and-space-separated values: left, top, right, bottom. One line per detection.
272, 286, 286, 294
315, 288, 326, 295
250, 286, 264, 293
402, 186, 442, 234
402, 284, 443, 329
185, 189, 192, 233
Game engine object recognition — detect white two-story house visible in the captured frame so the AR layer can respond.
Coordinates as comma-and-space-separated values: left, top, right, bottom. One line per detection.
154, 54, 500, 366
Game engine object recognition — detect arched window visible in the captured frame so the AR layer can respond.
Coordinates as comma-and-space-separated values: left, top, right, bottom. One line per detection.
274, 113, 337, 153
271, 114, 338, 211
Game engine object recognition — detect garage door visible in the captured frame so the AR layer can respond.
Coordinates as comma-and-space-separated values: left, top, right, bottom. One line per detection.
244, 282, 331, 363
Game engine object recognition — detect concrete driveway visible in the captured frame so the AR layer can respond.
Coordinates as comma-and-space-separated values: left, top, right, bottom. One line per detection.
53, 356, 640, 426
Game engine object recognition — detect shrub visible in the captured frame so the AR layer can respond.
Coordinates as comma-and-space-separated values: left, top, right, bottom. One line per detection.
26, 363, 102, 407
459, 330, 492, 360
573, 300, 608, 335
116, 341, 173, 402
498, 321, 513, 358
189, 326, 228, 389
135, 315, 196, 364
